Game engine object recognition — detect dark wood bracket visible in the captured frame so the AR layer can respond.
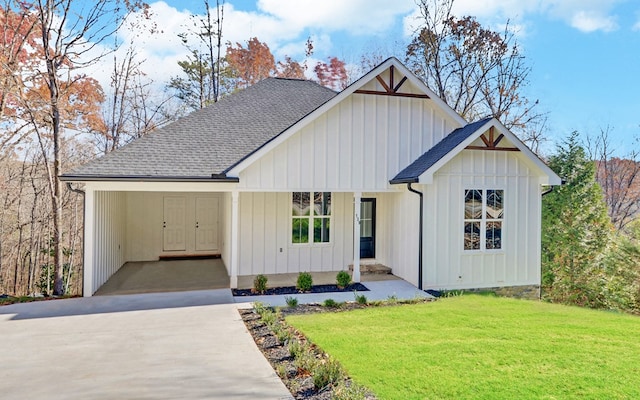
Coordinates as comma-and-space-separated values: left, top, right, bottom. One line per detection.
465, 126, 519, 151
355, 66, 430, 99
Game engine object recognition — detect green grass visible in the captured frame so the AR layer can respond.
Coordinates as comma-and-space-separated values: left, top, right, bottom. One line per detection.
286, 295, 640, 400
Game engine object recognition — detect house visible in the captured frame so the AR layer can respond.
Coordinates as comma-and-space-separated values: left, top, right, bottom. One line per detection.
61, 58, 561, 297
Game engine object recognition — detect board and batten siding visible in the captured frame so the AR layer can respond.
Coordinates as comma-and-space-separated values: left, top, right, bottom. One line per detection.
91, 191, 126, 294
237, 87, 459, 192
422, 149, 542, 289
383, 190, 421, 285
237, 192, 353, 276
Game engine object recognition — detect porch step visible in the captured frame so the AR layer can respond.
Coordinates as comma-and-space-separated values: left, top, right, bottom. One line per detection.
348, 263, 392, 275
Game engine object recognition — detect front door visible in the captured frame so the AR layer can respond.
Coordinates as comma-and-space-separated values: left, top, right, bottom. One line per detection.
360, 198, 376, 259
163, 196, 186, 251
195, 197, 219, 251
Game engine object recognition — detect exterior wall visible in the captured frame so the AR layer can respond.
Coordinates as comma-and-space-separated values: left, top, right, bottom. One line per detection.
220, 192, 231, 275
385, 190, 421, 285
91, 191, 127, 294
237, 192, 354, 276
125, 192, 223, 261
237, 85, 459, 192
422, 149, 542, 290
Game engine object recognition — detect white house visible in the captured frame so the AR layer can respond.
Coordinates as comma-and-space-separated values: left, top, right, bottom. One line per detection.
61, 58, 561, 297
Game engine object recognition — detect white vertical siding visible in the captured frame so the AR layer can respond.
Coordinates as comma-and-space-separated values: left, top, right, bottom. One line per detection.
417, 150, 541, 289
386, 191, 421, 286
220, 192, 231, 275
92, 191, 126, 294
237, 80, 459, 192
237, 192, 353, 276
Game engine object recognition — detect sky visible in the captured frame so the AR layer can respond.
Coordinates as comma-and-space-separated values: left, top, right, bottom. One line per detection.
107, 0, 640, 156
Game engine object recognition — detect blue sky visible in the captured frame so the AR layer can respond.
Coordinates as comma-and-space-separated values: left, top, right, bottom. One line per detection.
116, 0, 640, 155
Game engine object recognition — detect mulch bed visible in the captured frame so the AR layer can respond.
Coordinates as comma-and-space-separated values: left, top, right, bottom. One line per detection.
232, 283, 368, 297
240, 303, 377, 399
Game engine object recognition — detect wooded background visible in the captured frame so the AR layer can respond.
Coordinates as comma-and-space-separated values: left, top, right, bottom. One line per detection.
1, 0, 638, 313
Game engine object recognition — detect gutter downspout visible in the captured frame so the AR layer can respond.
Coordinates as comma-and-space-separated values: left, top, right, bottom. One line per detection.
66, 182, 86, 296
407, 183, 423, 290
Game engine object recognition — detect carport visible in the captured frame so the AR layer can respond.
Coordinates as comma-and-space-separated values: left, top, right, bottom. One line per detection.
94, 258, 230, 296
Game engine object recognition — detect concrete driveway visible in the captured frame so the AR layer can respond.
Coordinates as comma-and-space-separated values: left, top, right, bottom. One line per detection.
0, 290, 292, 400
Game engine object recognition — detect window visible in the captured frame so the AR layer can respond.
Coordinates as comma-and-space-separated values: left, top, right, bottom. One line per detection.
292, 192, 331, 244
464, 189, 503, 251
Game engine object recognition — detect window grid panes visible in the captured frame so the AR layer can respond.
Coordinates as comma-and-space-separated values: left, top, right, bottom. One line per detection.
464, 189, 503, 251
292, 192, 331, 244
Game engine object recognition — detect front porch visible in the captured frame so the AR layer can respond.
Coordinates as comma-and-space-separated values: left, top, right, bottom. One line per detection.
93, 258, 399, 296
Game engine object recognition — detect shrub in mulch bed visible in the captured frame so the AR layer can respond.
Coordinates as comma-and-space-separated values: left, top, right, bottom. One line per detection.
241, 303, 377, 400
232, 283, 368, 297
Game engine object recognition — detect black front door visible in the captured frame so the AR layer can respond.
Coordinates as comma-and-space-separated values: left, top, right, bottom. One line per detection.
360, 198, 376, 259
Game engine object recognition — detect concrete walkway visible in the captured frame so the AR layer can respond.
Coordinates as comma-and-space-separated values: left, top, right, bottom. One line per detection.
0, 290, 293, 400
234, 278, 431, 308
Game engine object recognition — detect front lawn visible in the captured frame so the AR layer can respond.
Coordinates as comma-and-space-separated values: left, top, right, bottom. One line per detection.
286, 295, 640, 399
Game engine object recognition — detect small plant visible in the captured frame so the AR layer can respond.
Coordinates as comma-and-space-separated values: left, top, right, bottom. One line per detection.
323, 298, 340, 308
354, 291, 367, 305
297, 271, 313, 292
276, 326, 293, 344
442, 290, 465, 298
252, 274, 268, 294
387, 294, 398, 304
276, 363, 288, 379
252, 301, 267, 315
288, 339, 305, 359
285, 296, 299, 308
260, 309, 277, 326
313, 356, 344, 390
294, 348, 317, 372
334, 381, 369, 400
336, 270, 352, 288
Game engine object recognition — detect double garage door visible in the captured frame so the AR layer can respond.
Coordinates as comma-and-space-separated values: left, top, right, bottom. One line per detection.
163, 196, 220, 253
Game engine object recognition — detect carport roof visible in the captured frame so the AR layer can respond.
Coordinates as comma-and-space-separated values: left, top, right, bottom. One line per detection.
61, 78, 337, 181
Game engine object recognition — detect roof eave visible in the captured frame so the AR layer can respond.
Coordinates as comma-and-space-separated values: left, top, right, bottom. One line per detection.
59, 175, 240, 183
389, 177, 419, 185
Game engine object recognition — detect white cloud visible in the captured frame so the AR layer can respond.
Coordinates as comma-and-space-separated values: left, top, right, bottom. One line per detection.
570, 10, 618, 32
404, 0, 623, 34
256, 0, 415, 36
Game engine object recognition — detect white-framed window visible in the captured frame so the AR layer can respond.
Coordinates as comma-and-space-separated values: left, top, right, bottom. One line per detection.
292, 192, 331, 244
464, 189, 503, 251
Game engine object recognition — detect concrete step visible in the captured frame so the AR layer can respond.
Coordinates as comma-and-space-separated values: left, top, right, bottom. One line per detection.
348, 263, 392, 275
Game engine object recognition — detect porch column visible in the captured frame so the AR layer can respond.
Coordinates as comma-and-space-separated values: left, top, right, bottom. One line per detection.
230, 190, 239, 288
353, 192, 361, 283
83, 187, 95, 297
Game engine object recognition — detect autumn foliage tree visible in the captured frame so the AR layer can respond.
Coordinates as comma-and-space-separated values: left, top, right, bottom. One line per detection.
406, 0, 542, 147
22, 0, 148, 295
226, 37, 276, 90
314, 57, 348, 91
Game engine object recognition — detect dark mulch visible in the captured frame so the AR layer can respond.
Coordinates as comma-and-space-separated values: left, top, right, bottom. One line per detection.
232, 283, 368, 297
240, 305, 377, 400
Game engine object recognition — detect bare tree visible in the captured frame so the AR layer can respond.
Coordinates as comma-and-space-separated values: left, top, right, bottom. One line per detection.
24, 0, 148, 295
406, 0, 543, 147
169, 0, 225, 109
95, 46, 175, 153
587, 127, 640, 231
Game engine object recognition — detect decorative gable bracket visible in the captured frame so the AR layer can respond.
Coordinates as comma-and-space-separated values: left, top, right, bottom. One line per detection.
354, 66, 431, 99
465, 126, 519, 151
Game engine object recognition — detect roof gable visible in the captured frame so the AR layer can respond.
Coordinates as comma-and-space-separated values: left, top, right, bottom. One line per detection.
225, 57, 466, 177
391, 118, 561, 185
61, 78, 336, 181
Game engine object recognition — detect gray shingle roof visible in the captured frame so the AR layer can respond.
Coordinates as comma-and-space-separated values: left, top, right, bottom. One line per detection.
62, 78, 337, 181
390, 117, 493, 184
